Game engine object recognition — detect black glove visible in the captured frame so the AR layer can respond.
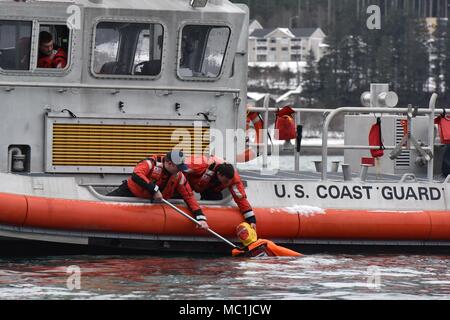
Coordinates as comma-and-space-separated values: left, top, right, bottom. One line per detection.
193, 209, 207, 222
147, 183, 159, 195
246, 216, 257, 224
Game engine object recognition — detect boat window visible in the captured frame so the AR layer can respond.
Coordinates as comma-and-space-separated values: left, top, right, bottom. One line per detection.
0, 20, 32, 71
179, 25, 230, 79
37, 24, 71, 70
93, 22, 164, 77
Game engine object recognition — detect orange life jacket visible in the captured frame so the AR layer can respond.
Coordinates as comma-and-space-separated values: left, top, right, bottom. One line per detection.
232, 239, 302, 257
127, 158, 165, 199
127, 157, 203, 216
185, 156, 224, 192
185, 156, 254, 218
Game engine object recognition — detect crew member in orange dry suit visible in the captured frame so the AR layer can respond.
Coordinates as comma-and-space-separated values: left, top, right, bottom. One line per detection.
107, 150, 209, 230
232, 223, 302, 257
185, 156, 257, 230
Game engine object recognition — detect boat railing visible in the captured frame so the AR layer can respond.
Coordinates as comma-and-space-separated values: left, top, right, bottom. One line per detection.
0, 81, 241, 95
247, 95, 332, 172
247, 93, 441, 182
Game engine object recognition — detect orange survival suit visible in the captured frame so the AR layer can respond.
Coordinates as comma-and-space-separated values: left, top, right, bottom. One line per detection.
232, 223, 302, 257
185, 156, 256, 224
37, 48, 68, 69
127, 156, 206, 222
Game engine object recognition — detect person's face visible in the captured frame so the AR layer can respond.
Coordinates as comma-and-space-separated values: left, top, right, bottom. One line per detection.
39, 40, 54, 56
217, 172, 231, 186
236, 225, 249, 240
164, 160, 179, 174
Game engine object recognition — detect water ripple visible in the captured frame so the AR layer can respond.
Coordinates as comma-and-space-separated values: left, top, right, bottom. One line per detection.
1, 254, 450, 299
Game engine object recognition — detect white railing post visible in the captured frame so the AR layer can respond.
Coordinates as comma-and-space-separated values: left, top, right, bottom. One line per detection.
263, 94, 270, 169
294, 111, 301, 172
428, 93, 438, 182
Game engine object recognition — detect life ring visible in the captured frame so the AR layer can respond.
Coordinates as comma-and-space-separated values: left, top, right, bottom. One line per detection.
237, 111, 264, 163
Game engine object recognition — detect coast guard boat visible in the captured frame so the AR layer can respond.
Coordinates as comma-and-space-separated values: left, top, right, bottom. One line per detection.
1, 0, 450, 254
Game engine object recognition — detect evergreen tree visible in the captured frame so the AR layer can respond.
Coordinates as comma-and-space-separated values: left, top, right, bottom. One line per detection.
443, 20, 450, 104
373, 35, 393, 83
301, 50, 319, 106
316, 32, 339, 107
282, 68, 295, 88
400, 17, 429, 104
316, 5, 430, 107
314, 0, 362, 107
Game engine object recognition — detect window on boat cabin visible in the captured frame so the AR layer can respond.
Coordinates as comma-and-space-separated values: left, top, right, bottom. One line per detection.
37, 24, 70, 70
179, 25, 230, 79
0, 20, 32, 71
93, 22, 164, 77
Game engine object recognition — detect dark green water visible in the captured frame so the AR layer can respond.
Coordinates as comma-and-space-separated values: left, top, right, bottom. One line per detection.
1, 254, 450, 299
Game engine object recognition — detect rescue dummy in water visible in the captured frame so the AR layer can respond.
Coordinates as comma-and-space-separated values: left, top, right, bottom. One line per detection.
232, 223, 303, 257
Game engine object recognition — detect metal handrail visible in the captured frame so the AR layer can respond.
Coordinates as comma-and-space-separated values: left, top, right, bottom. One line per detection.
322, 94, 438, 181
0, 81, 241, 94
247, 107, 333, 114
247, 94, 440, 182
307, 145, 432, 151
250, 99, 333, 170
427, 94, 438, 182
262, 95, 270, 169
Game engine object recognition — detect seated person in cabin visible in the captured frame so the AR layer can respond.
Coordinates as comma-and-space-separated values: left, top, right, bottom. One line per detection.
232, 223, 302, 258
37, 31, 67, 69
185, 156, 257, 230
107, 150, 209, 230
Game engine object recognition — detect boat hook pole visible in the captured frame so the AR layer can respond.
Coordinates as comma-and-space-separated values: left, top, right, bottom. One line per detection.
161, 199, 239, 249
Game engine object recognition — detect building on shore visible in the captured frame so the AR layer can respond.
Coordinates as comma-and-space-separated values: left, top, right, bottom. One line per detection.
248, 22, 326, 64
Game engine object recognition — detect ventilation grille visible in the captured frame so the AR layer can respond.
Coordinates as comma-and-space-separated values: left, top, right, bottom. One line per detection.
395, 119, 411, 168
52, 124, 210, 167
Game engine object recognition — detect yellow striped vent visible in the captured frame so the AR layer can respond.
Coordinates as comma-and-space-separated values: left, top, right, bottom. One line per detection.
52, 124, 210, 167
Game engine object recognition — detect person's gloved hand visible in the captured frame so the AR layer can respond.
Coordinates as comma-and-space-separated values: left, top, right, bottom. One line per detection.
153, 191, 163, 202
